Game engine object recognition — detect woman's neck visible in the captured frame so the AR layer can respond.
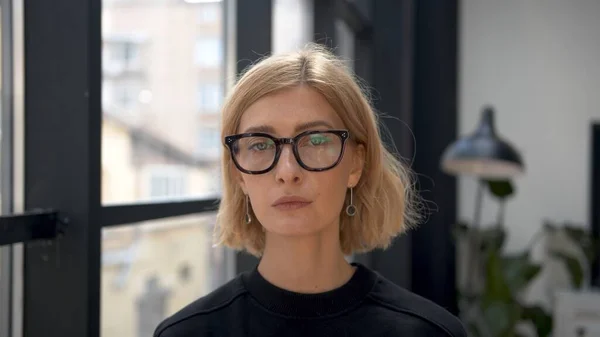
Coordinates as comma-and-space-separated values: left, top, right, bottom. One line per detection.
257, 231, 355, 294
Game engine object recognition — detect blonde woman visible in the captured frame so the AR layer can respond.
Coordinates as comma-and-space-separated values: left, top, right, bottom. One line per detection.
154, 44, 466, 337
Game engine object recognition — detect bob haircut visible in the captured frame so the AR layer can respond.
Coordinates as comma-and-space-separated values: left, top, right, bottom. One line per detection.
214, 43, 421, 257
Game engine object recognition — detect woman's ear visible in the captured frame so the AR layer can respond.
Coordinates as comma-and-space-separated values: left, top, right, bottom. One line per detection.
348, 143, 365, 188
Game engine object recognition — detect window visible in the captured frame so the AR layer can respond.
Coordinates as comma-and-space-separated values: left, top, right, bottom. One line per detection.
147, 165, 188, 199
194, 37, 222, 67
197, 4, 219, 24
197, 128, 220, 152
104, 80, 142, 111
197, 83, 222, 113
101, 214, 228, 337
102, 0, 225, 205
112, 42, 138, 64
103, 36, 144, 74
17, 0, 234, 335
115, 84, 138, 109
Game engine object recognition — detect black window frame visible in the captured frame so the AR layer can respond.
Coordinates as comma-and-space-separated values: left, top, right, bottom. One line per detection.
15, 1, 269, 336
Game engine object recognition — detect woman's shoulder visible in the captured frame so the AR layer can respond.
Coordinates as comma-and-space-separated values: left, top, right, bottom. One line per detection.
153, 275, 247, 337
366, 269, 467, 337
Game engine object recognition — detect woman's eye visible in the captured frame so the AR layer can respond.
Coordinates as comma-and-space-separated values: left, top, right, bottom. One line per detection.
249, 141, 274, 151
309, 135, 330, 145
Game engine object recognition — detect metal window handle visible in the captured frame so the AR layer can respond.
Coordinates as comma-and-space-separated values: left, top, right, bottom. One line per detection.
0, 209, 68, 246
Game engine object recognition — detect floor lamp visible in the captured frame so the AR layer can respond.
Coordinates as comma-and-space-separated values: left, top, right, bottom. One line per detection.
440, 105, 525, 324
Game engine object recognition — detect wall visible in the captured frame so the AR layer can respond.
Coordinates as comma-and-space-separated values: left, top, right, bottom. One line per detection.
459, 0, 600, 253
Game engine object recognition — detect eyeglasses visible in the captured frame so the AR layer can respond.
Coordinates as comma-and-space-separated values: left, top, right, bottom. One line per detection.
224, 130, 350, 174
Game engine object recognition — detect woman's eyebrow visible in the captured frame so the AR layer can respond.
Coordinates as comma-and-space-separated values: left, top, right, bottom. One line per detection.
241, 125, 276, 134
241, 120, 335, 134
294, 120, 335, 133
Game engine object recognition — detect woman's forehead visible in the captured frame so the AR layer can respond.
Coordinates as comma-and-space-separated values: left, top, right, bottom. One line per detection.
237, 86, 345, 135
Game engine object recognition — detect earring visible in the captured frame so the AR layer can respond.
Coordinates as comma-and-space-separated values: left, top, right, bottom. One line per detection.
345, 187, 357, 217
245, 194, 252, 224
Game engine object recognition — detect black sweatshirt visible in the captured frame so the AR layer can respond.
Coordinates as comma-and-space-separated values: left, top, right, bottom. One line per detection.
154, 263, 466, 337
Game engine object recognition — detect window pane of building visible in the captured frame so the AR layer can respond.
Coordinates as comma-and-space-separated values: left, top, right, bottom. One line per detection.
101, 1, 225, 204
197, 83, 222, 114
194, 37, 222, 67
101, 213, 232, 337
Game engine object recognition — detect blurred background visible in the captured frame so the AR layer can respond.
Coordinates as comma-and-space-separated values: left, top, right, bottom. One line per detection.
0, 0, 599, 337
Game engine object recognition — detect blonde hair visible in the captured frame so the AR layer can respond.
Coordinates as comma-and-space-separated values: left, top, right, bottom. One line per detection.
214, 44, 421, 257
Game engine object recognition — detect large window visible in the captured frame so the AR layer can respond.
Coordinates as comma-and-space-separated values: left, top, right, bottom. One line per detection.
100, 1, 228, 336
101, 213, 229, 337
102, 1, 225, 204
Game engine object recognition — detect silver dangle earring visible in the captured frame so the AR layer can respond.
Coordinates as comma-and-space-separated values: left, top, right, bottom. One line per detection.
245, 194, 252, 224
345, 187, 357, 217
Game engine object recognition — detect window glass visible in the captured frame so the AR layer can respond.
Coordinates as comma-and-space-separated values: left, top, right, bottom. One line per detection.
101, 213, 231, 337
102, 0, 225, 204
197, 83, 222, 113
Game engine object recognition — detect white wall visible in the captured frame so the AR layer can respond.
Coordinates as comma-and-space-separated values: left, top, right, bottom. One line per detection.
459, 0, 600, 253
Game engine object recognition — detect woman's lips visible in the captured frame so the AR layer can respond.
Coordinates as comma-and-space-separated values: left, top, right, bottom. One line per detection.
273, 201, 312, 210
271, 196, 312, 210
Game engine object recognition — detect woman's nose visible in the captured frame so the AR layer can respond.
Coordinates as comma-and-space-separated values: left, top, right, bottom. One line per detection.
274, 146, 303, 184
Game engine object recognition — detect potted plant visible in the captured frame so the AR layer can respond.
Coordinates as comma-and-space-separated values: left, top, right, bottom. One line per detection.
455, 180, 600, 337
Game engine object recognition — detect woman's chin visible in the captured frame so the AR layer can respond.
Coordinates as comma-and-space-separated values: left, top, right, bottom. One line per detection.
264, 222, 327, 237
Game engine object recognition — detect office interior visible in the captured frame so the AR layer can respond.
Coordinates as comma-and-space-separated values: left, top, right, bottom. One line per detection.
0, 1, 599, 336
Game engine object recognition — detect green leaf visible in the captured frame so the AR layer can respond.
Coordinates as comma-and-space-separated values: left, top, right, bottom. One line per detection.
502, 252, 542, 293
543, 221, 557, 232
522, 305, 553, 337
483, 250, 513, 306
550, 251, 584, 289
486, 180, 514, 199
481, 301, 522, 337
562, 225, 600, 263
563, 226, 587, 243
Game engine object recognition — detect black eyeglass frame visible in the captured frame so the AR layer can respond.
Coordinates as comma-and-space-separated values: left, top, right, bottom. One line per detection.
224, 129, 350, 175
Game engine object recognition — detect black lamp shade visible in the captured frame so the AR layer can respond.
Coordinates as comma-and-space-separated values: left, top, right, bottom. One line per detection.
441, 106, 524, 179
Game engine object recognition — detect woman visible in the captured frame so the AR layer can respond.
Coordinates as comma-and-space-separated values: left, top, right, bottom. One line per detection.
154, 44, 466, 337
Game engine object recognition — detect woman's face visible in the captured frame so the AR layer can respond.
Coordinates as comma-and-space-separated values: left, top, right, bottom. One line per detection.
234, 86, 364, 237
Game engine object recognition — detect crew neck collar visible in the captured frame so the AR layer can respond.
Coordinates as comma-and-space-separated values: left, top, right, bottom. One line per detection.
242, 262, 377, 318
